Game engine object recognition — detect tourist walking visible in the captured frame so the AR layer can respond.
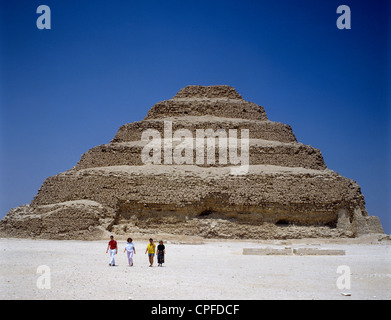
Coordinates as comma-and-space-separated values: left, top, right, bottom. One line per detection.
157, 240, 166, 267
145, 238, 156, 267
124, 237, 136, 266
106, 235, 118, 266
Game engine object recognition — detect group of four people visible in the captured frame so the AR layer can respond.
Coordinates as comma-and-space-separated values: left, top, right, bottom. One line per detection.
106, 236, 166, 267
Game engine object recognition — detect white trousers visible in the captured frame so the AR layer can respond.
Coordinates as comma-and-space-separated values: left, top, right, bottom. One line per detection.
127, 250, 134, 265
109, 249, 116, 265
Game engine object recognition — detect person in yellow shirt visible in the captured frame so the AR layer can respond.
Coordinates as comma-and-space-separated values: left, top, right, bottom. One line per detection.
145, 238, 156, 267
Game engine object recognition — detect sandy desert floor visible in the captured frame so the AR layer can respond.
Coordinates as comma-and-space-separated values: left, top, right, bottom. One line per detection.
0, 235, 390, 300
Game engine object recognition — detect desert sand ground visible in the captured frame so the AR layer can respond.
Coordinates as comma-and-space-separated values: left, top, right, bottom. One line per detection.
0, 235, 390, 300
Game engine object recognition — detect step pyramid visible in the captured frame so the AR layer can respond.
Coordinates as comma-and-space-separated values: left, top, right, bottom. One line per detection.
0, 85, 384, 239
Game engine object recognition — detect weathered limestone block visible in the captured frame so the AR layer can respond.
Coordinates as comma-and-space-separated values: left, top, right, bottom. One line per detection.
292, 248, 345, 255
0, 200, 113, 240
75, 140, 326, 170
174, 85, 243, 99
145, 99, 268, 121
242, 247, 346, 255
112, 118, 297, 143
243, 248, 293, 255
29, 165, 366, 227
352, 208, 384, 236
145, 85, 268, 121
336, 208, 353, 235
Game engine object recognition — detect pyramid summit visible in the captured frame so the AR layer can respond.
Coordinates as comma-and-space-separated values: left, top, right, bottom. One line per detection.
174, 85, 244, 99
0, 85, 384, 240
144, 85, 268, 121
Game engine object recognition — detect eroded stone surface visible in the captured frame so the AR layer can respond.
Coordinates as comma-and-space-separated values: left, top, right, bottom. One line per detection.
0, 85, 384, 239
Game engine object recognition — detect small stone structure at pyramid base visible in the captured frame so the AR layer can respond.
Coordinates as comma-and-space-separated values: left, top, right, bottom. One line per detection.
0, 85, 384, 240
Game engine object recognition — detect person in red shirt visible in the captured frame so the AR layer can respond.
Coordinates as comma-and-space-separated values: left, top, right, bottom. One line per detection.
106, 235, 118, 266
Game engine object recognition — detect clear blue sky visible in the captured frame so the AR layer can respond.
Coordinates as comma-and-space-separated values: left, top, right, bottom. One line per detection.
1, 0, 390, 233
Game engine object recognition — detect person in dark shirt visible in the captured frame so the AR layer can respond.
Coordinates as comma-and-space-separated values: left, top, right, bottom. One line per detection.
157, 240, 166, 267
